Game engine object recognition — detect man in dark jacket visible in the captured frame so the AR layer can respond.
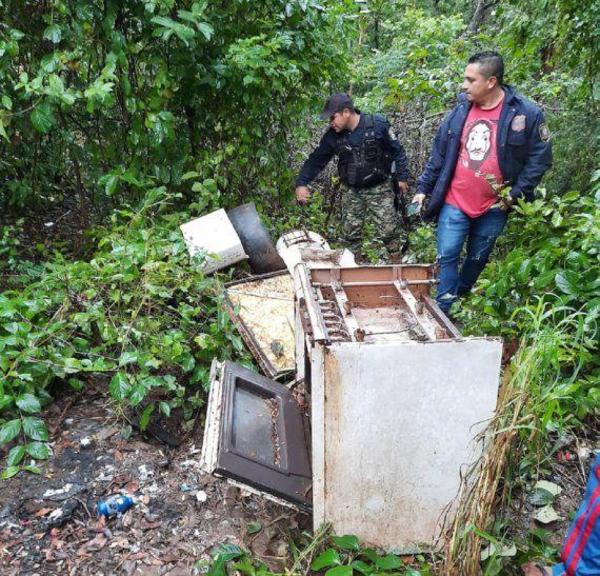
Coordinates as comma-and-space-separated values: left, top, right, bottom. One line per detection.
295, 93, 411, 258
414, 51, 552, 315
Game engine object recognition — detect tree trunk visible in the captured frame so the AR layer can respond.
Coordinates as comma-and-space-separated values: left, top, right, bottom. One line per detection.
466, 0, 489, 35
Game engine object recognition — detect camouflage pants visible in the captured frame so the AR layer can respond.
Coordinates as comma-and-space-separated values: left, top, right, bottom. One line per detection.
341, 180, 405, 255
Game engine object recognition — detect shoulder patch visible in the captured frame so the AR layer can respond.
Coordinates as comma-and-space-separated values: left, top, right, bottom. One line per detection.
388, 127, 397, 140
539, 123, 551, 142
511, 114, 526, 132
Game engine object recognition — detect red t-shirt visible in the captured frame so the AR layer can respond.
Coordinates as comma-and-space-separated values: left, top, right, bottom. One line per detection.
446, 96, 504, 218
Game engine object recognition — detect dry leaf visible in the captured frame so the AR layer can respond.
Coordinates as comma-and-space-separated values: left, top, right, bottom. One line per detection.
534, 505, 561, 524
534, 480, 562, 497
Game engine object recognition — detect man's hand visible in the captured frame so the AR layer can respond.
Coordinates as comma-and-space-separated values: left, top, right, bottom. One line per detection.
499, 195, 514, 212
295, 186, 311, 204
412, 193, 426, 206
397, 181, 409, 195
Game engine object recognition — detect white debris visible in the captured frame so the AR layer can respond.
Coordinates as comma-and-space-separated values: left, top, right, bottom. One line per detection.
144, 482, 160, 494
48, 508, 64, 521
195, 490, 208, 503
179, 459, 202, 470
43, 484, 73, 499
138, 464, 154, 483
79, 436, 93, 448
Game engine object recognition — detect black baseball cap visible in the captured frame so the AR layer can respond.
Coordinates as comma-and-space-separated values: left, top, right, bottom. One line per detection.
320, 93, 354, 120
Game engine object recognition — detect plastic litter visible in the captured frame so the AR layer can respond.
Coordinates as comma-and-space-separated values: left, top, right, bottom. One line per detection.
96, 494, 135, 518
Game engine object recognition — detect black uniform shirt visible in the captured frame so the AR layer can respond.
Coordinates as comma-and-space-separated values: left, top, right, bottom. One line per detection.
295, 113, 410, 187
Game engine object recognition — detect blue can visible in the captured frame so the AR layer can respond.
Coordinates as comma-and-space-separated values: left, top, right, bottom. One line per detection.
96, 494, 135, 517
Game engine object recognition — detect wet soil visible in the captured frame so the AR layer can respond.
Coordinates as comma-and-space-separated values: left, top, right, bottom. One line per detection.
504, 421, 600, 565
0, 388, 308, 576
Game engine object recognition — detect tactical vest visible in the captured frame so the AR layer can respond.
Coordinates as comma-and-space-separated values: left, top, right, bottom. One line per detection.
336, 114, 392, 189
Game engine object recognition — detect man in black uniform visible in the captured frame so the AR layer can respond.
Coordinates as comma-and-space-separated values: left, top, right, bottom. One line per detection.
295, 93, 410, 258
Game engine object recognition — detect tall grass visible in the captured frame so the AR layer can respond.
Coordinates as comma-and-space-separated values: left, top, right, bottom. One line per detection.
443, 301, 597, 575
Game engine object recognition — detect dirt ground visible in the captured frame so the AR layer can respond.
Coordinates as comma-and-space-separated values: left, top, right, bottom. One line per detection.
506, 423, 599, 552
0, 387, 308, 576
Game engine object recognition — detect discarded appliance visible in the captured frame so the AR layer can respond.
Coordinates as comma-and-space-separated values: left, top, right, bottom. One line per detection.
203, 262, 502, 551
180, 209, 248, 274
276, 230, 356, 275
223, 271, 296, 379
228, 203, 286, 274
200, 360, 312, 510
295, 264, 502, 550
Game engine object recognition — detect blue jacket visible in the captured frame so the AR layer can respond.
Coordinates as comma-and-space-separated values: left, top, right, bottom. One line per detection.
417, 85, 552, 221
552, 453, 600, 575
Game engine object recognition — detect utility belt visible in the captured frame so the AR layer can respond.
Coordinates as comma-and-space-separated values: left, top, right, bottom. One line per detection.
342, 172, 390, 190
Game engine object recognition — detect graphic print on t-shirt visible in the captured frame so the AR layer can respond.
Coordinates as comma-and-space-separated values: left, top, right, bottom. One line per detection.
460, 118, 497, 174
463, 119, 492, 172
445, 97, 504, 218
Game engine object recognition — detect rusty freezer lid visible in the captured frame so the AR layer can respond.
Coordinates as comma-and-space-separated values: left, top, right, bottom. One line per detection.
200, 360, 312, 510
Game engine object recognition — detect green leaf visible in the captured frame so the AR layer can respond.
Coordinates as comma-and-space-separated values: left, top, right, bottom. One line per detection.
311, 549, 341, 571
0, 419, 22, 444
197, 22, 213, 40
2, 95, 13, 110
332, 535, 360, 551
16, 393, 41, 414
374, 555, 403, 570
246, 521, 262, 534
139, 403, 155, 431
104, 174, 119, 196
324, 567, 353, 576
555, 272, 575, 296
31, 102, 55, 133
119, 351, 138, 366
43, 24, 62, 44
68, 378, 84, 391
129, 384, 146, 407
350, 561, 373, 575
1, 466, 20, 479
7, 445, 25, 467
26, 441, 49, 460
0, 395, 14, 411
159, 401, 171, 417
22, 417, 48, 441
23, 465, 41, 474
0, 117, 8, 142
109, 372, 130, 401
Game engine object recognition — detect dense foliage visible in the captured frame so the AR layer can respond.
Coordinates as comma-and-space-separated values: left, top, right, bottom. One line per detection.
0, 0, 349, 213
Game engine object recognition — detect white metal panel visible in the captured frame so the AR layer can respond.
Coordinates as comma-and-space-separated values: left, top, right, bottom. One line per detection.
312, 338, 502, 550
276, 230, 356, 275
310, 345, 326, 525
200, 360, 223, 474
180, 209, 248, 273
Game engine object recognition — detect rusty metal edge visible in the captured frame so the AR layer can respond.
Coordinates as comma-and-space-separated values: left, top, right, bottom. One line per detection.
423, 295, 462, 339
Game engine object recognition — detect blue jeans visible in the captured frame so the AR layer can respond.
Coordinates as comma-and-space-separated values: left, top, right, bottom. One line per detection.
436, 203, 507, 314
